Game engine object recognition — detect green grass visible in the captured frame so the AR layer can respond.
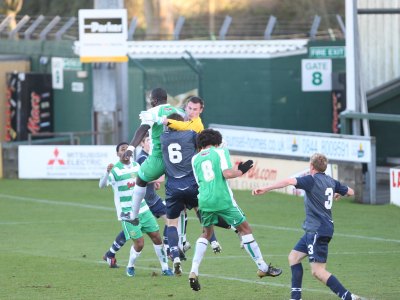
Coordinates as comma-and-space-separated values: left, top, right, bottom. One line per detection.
0, 179, 399, 299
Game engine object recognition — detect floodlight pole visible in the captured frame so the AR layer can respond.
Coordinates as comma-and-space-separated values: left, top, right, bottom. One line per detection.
345, 0, 360, 135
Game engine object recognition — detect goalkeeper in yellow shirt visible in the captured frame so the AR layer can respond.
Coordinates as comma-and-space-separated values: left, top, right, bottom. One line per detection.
140, 96, 204, 133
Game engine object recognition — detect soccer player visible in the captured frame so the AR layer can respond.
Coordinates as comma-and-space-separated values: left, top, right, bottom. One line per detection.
252, 153, 362, 300
122, 87, 181, 224
99, 142, 172, 276
141, 96, 204, 133
188, 129, 282, 291
136, 133, 169, 255
160, 113, 223, 276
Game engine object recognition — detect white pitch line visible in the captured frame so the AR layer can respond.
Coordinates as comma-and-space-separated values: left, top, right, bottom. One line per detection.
1, 193, 400, 244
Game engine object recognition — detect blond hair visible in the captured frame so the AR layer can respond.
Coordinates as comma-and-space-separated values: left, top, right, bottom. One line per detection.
310, 153, 328, 172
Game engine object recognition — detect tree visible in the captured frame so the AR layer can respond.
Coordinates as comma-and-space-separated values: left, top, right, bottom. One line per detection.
0, 0, 24, 31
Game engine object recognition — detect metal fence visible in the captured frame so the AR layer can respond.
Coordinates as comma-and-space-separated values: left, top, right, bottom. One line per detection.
0, 13, 345, 41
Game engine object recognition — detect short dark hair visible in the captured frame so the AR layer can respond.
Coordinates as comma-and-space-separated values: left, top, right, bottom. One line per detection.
116, 142, 129, 152
150, 88, 167, 104
196, 129, 222, 149
188, 96, 204, 108
168, 112, 184, 121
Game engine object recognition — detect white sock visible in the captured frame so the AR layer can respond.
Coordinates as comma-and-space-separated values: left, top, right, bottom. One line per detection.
131, 186, 146, 218
128, 245, 141, 268
177, 211, 186, 250
190, 237, 208, 275
242, 234, 268, 271
153, 243, 169, 271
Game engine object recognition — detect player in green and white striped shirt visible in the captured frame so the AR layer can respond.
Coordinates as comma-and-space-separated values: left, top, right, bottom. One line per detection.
188, 129, 282, 291
99, 142, 172, 277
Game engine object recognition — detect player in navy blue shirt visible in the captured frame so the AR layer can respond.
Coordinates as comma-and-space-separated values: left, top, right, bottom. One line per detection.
252, 153, 362, 300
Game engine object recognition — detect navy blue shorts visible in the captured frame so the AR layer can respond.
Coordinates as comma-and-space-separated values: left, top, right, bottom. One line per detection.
294, 232, 331, 263
165, 183, 198, 219
148, 198, 167, 218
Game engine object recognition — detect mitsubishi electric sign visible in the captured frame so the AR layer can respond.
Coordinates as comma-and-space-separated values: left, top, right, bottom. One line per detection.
78, 9, 128, 63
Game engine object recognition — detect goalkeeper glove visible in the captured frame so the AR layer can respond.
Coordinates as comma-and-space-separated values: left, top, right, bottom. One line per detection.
238, 160, 253, 175
139, 111, 166, 125
120, 212, 139, 226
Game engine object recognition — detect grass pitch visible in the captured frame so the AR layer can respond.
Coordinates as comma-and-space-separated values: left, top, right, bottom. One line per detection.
0, 179, 399, 299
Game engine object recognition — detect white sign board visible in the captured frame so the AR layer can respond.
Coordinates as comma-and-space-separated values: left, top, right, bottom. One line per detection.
78, 9, 128, 63
51, 57, 64, 89
212, 127, 372, 163
302, 59, 332, 91
18, 146, 117, 179
390, 168, 400, 206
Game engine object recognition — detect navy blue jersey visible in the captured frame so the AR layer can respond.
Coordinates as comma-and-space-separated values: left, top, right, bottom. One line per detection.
136, 150, 162, 207
160, 130, 197, 190
295, 173, 349, 237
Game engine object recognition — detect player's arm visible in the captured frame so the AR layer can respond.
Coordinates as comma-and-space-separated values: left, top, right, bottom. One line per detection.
165, 118, 204, 133
252, 177, 297, 196
123, 125, 150, 159
99, 163, 114, 188
223, 160, 254, 179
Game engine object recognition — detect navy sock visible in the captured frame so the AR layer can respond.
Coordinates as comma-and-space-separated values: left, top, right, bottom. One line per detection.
326, 275, 352, 300
290, 263, 303, 300
107, 231, 126, 257
167, 226, 180, 260
163, 225, 168, 247
209, 231, 217, 243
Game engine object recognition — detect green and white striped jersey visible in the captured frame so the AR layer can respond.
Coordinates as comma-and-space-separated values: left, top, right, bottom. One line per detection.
108, 161, 150, 220
191, 146, 237, 212
140, 104, 183, 157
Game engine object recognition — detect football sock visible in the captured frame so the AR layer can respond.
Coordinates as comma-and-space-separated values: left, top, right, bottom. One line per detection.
290, 263, 303, 300
167, 226, 180, 260
127, 245, 141, 268
131, 185, 147, 218
326, 275, 352, 300
190, 237, 208, 276
106, 230, 126, 258
153, 243, 169, 271
178, 211, 186, 250
162, 225, 169, 254
241, 234, 268, 271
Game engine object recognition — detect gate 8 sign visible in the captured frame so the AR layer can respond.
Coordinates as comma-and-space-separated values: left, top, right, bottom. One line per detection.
302, 59, 332, 92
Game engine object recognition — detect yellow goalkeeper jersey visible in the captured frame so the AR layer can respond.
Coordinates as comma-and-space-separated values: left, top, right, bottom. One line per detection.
166, 116, 204, 133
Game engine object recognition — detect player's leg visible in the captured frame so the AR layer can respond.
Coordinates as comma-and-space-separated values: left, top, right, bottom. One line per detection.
194, 207, 221, 253
141, 210, 172, 275
288, 236, 308, 300
221, 206, 282, 278
132, 156, 164, 219
189, 221, 215, 292
121, 220, 144, 277
103, 230, 126, 268
149, 199, 169, 256
308, 234, 360, 300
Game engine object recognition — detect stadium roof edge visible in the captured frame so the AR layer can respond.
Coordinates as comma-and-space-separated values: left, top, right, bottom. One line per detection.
126, 39, 309, 59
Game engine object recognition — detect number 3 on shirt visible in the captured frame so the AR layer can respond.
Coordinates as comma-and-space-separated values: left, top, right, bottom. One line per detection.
201, 160, 215, 181
324, 187, 333, 209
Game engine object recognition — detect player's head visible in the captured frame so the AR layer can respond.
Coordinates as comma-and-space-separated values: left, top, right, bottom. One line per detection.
116, 142, 130, 163
167, 112, 184, 122
185, 96, 204, 120
197, 129, 222, 149
140, 133, 150, 153
310, 153, 328, 173
149, 88, 167, 107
